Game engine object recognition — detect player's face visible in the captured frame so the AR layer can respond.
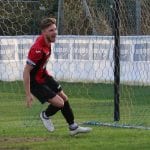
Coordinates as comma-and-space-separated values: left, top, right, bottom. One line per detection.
43, 24, 57, 42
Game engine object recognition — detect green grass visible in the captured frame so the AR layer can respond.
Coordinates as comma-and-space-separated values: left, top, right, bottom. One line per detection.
0, 81, 150, 150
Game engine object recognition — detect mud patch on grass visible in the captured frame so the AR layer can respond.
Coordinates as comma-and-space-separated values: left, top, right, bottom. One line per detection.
0, 137, 49, 143
0, 146, 30, 150
0, 137, 50, 150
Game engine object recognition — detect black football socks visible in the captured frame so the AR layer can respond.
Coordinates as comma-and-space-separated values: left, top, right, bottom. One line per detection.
61, 101, 78, 130
44, 101, 78, 130
45, 104, 60, 118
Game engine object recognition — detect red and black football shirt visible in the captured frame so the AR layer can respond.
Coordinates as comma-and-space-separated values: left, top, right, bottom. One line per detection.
27, 35, 51, 84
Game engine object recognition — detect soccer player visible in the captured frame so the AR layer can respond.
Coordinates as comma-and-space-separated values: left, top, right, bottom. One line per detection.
23, 17, 92, 135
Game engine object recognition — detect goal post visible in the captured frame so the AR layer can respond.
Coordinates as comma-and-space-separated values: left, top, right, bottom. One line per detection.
113, 0, 120, 122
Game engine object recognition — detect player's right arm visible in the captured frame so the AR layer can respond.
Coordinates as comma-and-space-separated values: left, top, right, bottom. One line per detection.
23, 64, 34, 108
23, 47, 43, 107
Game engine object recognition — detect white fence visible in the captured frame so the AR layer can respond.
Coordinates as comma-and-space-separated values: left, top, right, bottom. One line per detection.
0, 35, 150, 85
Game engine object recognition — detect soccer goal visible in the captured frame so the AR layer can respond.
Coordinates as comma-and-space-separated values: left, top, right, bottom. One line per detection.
0, 0, 150, 133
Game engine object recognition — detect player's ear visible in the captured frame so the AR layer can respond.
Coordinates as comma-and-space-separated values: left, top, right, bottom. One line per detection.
41, 29, 45, 34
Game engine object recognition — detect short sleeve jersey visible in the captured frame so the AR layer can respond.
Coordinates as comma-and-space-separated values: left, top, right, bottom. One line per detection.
27, 35, 51, 84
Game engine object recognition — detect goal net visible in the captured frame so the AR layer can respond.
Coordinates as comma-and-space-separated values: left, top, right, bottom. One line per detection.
0, 0, 150, 136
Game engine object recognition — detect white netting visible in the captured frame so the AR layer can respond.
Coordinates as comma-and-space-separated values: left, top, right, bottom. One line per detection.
0, 1, 150, 140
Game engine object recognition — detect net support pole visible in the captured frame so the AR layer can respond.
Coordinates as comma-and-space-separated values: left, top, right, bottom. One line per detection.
82, 0, 97, 35
136, 0, 141, 35
57, 0, 64, 35
113, 0, 120, 121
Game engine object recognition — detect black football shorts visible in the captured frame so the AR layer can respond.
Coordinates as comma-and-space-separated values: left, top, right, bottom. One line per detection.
30, 76, 62, 104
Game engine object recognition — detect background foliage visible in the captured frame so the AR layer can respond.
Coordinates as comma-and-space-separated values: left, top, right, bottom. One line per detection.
0, 0, 150, 35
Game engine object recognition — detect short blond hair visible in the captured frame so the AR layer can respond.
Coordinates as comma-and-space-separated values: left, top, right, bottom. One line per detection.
40, 17, 56, 30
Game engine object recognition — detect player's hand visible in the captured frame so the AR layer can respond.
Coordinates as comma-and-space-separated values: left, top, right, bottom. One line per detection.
26, 94, 34, 108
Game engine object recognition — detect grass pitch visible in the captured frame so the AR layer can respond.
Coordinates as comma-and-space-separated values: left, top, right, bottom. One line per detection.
0, 81, 150, 150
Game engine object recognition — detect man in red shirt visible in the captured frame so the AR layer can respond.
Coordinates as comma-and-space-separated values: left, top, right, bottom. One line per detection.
23, 17, 92, 135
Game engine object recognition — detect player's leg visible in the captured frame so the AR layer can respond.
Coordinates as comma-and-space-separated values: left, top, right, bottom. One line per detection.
40, 95, 64, 132
46, 76, 92, 135
44, 94, 64, 119
31, 83, 63, 131
58, 91, 92, 135
57, 91, 77, 128
45, 77, 76, 127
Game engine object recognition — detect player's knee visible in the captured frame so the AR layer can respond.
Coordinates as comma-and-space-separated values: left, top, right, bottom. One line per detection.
49, 96, 64, 108
56, 96, 64, 108
63, 94, 68, 102
57, 100, 64, 108
58, 92, 68, 101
